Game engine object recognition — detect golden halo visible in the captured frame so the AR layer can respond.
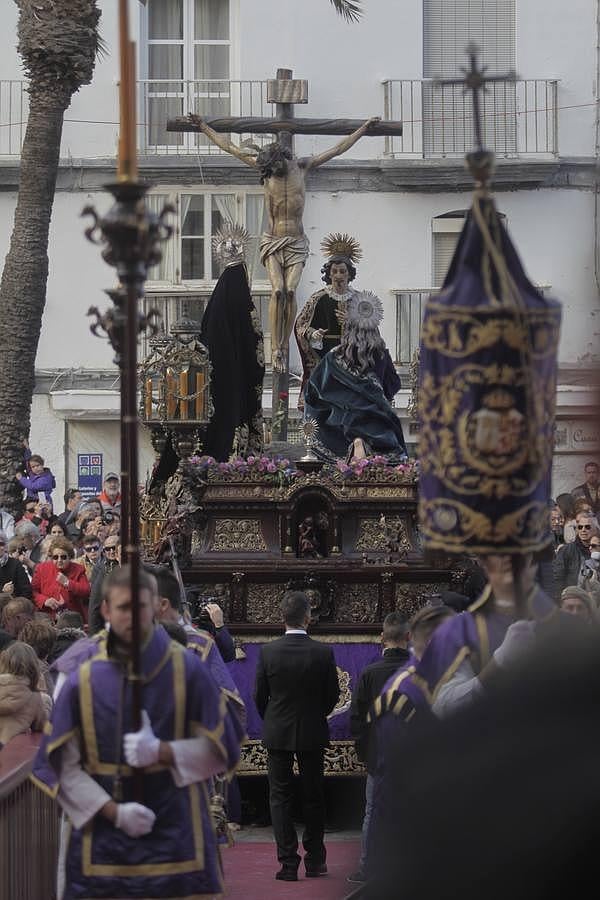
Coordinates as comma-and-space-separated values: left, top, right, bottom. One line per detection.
320, 232, 363, 264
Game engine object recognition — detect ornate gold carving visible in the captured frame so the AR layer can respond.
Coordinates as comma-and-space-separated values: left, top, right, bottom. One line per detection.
246, 584, 284, 624
355, 516, 411, 556
335, 583, 379, 623
407, 347, 420, 427
363, 487, 414, 499
205, 485, 267, 500
394, 582, 449, 619
210, 519, 267, 552
238, 740, 365, 776
324, 740, 365, 776
327, 667, 352, 719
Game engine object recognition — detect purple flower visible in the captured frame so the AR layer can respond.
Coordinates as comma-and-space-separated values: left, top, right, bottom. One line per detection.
266, 462, 277, 473
247, 455, 256, 464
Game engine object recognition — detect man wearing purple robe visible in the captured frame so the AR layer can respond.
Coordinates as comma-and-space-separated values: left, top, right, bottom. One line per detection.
32, 566, 245, 899
362, 603, 456, 883
414, 556, 558, 719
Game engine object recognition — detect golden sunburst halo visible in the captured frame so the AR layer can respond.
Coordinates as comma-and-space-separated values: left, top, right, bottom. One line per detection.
211, 221, 250, 262
320, 232, 363, 264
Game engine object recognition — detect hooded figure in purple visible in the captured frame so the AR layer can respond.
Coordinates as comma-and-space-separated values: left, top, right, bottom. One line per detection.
32, 566, 245, 899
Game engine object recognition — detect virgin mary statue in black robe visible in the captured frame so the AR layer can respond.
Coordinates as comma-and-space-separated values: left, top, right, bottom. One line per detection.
200, 260, 265, 461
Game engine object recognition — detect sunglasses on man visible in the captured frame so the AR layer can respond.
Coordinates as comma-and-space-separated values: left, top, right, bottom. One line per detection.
577, 524, 593, 530
52, 553, 69, 561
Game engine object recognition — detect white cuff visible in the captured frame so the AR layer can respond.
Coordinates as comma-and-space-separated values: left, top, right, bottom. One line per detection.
170, 737, 226, 787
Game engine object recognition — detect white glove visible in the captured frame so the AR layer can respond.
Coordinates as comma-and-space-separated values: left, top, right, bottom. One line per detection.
123, 710, 160, 768
115, 802, 156, 838
493, 620, 536, 669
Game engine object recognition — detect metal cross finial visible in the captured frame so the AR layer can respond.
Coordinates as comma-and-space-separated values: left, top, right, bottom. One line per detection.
435, 42, 517, 153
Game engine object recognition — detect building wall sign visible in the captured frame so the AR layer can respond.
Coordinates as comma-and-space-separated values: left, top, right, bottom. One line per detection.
554, 421, 600, 453
77, 453, 103, 499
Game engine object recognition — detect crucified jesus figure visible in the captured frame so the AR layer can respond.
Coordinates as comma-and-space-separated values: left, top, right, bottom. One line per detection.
190, 116, 380, 372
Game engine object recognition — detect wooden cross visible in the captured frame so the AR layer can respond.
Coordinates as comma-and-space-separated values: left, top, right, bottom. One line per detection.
167, 67, 403, 147
434, 42, 517, 153
167, 68, 402, 443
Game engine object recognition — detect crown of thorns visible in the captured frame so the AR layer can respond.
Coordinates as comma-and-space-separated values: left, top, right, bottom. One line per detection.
320, 232, 363, 264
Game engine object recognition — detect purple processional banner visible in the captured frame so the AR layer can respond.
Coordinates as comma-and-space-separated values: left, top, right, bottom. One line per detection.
228, 641, 381, 741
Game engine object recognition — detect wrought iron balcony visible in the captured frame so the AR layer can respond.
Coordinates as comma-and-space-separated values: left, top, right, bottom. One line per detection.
382, 78, 559, 158
0, 77, 559, 161
138, 78, 272, 155
0, 79, 272, 158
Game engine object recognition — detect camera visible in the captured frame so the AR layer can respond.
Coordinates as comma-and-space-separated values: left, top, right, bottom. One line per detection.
185, 588, 217, 636
103, 511, 114, 524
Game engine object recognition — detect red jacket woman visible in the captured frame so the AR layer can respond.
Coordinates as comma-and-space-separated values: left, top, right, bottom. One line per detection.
31, 537, 90, 622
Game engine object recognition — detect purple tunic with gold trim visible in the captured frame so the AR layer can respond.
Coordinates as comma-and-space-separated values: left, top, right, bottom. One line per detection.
184, 626, 245, 727
415, 584, 558, 702
32, 625, 244, 899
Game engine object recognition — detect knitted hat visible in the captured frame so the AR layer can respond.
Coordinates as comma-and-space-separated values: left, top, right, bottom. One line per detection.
560, 586, 592, 605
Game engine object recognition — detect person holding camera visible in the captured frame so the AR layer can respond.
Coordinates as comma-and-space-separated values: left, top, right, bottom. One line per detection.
0, 530, 32, 599
197, 601, 236, 663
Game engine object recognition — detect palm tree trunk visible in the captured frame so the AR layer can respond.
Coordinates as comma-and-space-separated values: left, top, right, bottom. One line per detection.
0, 91, 68, 510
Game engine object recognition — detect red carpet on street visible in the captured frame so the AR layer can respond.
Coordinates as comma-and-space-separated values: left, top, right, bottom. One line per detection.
221, 840, 361, 899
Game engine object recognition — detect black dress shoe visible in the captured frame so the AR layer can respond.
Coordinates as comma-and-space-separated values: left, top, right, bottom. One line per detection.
305, 863, 328, 877
275, 866, 298, 882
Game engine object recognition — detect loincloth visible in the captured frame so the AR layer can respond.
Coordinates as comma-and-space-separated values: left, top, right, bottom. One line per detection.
259, 233, 309, 270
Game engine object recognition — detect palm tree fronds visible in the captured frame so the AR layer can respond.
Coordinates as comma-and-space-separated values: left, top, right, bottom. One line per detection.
329, 0, 363, 24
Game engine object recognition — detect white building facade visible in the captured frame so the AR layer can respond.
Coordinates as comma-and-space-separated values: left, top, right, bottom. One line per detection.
0, 0, 597, 503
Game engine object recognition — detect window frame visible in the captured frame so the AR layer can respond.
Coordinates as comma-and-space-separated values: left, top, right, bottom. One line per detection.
146, 187, 270, 289
140, 0, 234, 153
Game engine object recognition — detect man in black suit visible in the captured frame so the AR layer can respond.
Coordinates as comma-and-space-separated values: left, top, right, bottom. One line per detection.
254, 590, 340, 882
347, 612, 411, 884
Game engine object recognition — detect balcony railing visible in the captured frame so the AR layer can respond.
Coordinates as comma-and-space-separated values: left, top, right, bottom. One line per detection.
0, 77, 559, 161
138, 79, 272, 155
0, 80, 28, 157
140, 290, 272, 361
383, 79, 559, 158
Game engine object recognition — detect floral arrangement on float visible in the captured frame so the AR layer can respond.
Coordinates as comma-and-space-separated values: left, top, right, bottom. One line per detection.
185, 453, 299, 486
331, 455, 419, 482
182, 452, 419, 486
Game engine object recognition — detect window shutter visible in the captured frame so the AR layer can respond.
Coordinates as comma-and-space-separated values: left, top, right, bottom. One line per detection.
423, 1, 516, 154
432, 232, 460, 287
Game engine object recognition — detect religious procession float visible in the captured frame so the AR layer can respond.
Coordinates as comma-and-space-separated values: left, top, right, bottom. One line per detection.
81, 49, 559, 780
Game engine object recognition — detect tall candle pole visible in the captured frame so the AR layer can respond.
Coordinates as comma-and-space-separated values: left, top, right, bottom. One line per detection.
84, 0, 173, 790
117, 0, 137, 181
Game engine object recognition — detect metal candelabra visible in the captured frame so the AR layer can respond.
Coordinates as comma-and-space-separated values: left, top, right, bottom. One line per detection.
83, 182, 173, 731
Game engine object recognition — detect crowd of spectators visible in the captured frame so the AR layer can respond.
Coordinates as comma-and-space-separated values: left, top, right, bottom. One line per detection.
0, 441, 237, 758
0, 444, 126, 746
548, 460, 600, 618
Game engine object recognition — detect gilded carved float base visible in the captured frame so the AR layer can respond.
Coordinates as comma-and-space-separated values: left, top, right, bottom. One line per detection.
238, 740, 365, 777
